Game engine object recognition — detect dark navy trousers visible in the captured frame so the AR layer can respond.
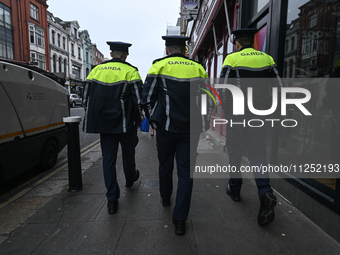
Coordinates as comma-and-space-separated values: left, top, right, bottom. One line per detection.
156, 130, 199, 222
100, 126, 138, 202
225, 114, 272, 199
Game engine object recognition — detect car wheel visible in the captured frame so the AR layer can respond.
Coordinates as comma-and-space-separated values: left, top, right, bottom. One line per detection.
39, 139, 58, 171
72, 102, 76, 108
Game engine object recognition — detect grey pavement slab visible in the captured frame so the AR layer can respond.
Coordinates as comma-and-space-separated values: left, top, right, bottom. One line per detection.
115, 220, 197, 255
1, 130, 340, 254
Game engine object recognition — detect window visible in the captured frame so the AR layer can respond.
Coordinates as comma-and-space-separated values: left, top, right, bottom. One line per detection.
36, 29, 43, 46
301, 59, 310, 77
72, 65, 81, 79
0, 3, 12, 29
30, 25, 44, 47
30, 26, 34, 43
74, 28, 77, 39
57, 34, 60, 47
308, 13, 317, 28
52, 55, 56, 72
63, 37, 66, 49
312, 34, 318, 52
291, 37, 295, 51
30, 3, 39, 21
302, 39, 311, 54
0, 3, 14, 59
58, 57, 62, 72
71, 43, 74, 56
78, 47, 81, 59
31, 53, 45, 70
64, 59, 67, 74
86, 51, 89, 63
52, 30, 55, 44
285, 39, 289, 52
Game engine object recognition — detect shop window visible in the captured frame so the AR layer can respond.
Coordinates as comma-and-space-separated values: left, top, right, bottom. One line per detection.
279, 0, 340, 204
30, 3, 39, 21
251, 0, 269, 17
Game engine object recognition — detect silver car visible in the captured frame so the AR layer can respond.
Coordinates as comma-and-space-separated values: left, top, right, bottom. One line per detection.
69, 93, 82, 108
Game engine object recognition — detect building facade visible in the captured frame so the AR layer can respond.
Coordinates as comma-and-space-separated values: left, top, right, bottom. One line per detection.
185, 0, 340, 242
90, 43, 104, 69
47, 11, 69, 86
79, 30, 91, 79
1, 0, 49, 70
64, 20, 83, 94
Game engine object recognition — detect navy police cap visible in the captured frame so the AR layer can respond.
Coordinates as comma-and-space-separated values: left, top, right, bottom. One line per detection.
162, 35, 190, 46
231, 28, 258, 44
106, 41, 132, 54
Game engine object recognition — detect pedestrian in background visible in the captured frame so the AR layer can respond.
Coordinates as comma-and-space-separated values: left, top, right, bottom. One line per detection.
142, 36, 212, 235
220, 28, 280, 226
83, 41, 143, 214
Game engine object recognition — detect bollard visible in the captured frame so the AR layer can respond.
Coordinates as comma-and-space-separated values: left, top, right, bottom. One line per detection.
63, 116, 83, 192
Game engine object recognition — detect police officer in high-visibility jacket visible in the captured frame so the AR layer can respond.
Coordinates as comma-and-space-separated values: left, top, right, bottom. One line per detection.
220, 29, 280, 226
142, 36, 211, 236
83, 41, 143, 214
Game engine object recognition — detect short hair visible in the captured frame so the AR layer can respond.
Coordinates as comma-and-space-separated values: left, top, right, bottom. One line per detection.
236, 37, 254, 47
167, 45, 186, 54
111, 51, 127, 59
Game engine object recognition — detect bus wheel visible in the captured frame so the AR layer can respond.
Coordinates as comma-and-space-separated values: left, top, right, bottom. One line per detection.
39, 139, 58, 170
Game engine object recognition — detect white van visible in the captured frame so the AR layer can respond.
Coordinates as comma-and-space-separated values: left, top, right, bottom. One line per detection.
0, 59, 69, 183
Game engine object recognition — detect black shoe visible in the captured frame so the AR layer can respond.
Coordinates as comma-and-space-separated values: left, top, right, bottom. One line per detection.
162, 198, 171, 207
107, 201, 118, 214
257, 192, 277, 226
172, 218, 186, 236
125, 170, 140, 188
226, 185, 241, 202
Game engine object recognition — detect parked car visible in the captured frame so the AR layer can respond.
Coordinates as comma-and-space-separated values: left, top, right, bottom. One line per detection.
69, 93, 82, 108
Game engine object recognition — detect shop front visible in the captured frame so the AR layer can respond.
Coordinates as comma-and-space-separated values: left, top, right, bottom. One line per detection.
188, 0, 340, 242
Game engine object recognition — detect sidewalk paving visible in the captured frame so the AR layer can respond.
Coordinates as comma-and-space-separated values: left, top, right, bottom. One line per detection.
0, 131, 340, 254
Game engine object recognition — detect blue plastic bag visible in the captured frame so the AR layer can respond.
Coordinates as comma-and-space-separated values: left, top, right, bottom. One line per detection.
140, 118, 150, 132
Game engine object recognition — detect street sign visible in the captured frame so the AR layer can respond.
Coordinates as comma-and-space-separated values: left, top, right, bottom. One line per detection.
182, 8, 198, 15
